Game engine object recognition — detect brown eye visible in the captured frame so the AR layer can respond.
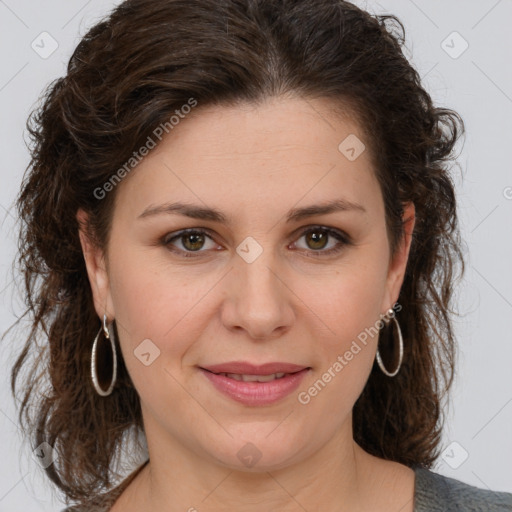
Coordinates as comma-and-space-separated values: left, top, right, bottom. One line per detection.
181, 232, 206, 251
293, 226, 351, 257
304, 229, 329, 250
163, 228, 219, 257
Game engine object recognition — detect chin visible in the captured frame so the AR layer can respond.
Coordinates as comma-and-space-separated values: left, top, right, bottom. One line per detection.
200, 429, 310, 473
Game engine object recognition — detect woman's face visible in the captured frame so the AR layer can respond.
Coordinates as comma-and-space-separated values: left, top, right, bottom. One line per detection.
80, 96, 414, 471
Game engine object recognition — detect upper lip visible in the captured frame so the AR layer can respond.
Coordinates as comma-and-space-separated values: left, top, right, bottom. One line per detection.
200, 361, 310, 375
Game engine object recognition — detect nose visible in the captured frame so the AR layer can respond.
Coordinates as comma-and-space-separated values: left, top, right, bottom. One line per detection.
220, 251, 295, 340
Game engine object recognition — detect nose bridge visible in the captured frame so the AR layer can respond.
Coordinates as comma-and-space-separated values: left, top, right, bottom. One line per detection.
236, 238, 282, 306
240, 251, 277, 294
222, 236, 293, 338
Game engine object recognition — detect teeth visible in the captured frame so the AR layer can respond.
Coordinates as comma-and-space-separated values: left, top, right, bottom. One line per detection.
219, 372, 287, 382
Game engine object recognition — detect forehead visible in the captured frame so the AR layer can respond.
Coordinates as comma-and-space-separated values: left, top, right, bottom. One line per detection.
159, 96, 369, 162
114, 96, 381, 221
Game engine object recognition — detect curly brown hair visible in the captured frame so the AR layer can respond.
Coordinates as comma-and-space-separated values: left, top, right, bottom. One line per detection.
8, 0, 465, 505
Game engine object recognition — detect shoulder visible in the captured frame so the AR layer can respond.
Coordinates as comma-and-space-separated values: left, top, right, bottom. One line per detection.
414, 466, 512, 511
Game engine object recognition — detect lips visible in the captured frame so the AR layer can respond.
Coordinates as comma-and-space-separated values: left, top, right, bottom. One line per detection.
199, 365, 311, 406
200, 361, 309, 376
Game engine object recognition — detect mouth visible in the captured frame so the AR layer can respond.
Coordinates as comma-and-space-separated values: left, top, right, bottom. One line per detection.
198, 363, 312, 406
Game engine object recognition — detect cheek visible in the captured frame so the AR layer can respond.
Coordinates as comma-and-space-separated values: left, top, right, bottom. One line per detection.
299, 259, 389, 344
294, 256, 388, 392
294, 286, 383, 418
108, 249, 223, 381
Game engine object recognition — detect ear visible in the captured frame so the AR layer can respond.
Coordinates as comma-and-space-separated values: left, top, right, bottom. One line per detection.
76, 208, 115, 320
381, 202, 415, 312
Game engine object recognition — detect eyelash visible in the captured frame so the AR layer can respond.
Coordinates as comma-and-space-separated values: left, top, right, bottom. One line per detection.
161, 225, 352, 259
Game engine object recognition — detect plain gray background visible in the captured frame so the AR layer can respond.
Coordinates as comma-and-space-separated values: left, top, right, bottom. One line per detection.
1, 0, 511, 510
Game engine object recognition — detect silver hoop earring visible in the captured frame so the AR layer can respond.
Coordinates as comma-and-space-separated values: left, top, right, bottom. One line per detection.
91, 314, 118, 396
376, 309, 403, 378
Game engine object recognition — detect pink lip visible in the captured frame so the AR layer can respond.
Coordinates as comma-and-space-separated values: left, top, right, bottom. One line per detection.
199, 366, 311, 406
200, 361, 308, 375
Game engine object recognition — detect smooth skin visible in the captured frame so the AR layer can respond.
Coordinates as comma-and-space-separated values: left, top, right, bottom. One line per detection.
78, 95, 416, 512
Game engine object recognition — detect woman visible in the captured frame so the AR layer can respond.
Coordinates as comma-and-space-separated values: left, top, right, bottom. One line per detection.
10, 0, 512, 510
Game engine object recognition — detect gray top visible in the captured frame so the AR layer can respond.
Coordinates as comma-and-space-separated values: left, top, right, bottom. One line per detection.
413, 466, 512, 511
62, 462, 512, 511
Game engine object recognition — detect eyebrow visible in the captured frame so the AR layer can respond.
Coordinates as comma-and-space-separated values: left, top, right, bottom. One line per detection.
137, 199, 366, 224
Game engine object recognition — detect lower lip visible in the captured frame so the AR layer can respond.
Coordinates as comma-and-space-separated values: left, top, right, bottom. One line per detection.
200, 368, 310, 406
